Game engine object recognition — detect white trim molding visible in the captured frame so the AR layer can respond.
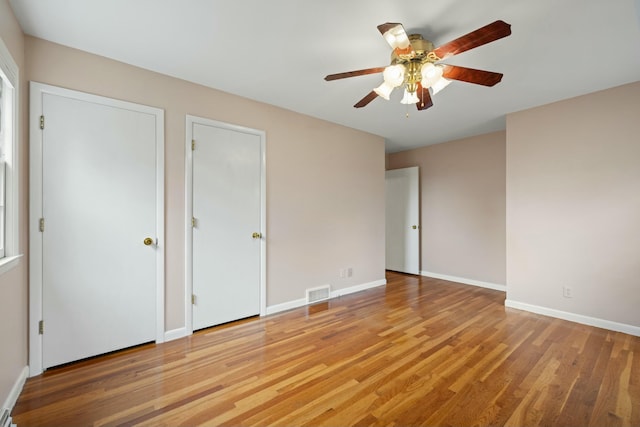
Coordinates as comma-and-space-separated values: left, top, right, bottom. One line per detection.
164, 327, 189, 342
505, 299, 640, 337
2, 365, 28, 416
0, 35, 22, 275
331, 279, 387, 298
0, 254, 22, 276
420, 271, 505, 292
265, 297, 307, 316
266, 278, 387, 316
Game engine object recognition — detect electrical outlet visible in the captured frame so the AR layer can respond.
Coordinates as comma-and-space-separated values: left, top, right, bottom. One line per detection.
347, 267, 353, 277
563, 286, 573, 298
339, 268, 346, 278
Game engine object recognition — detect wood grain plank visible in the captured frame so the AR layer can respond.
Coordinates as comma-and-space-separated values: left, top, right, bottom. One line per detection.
12, 271, 640, 426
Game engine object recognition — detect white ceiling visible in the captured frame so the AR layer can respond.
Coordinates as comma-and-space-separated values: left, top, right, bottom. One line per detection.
9, 0, 640, 152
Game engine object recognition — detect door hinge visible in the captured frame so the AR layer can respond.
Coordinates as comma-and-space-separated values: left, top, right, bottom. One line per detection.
39, 218, 45, 232
192, 294, 196, 305
191, 140, 195, 151
39, 320, 44, 334
191, 217, 197, 228
40, 115, 45, 130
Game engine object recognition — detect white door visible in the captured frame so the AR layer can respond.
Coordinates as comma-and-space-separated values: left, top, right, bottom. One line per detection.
32, 84, 164, 370
385, 167, 420, 274
191, 120, 262, 330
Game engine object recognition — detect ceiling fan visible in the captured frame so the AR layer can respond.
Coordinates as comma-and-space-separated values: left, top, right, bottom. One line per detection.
325, 20, 511, 112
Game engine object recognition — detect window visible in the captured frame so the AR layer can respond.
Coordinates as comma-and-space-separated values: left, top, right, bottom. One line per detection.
0, 36, 20, 272
0, 159, 5, 258
0, 81, 7, 258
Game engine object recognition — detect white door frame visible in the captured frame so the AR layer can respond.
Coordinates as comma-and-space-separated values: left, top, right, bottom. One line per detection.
29, 82, 165, 376
185, 115, 267, 334
385, 166, 420, 275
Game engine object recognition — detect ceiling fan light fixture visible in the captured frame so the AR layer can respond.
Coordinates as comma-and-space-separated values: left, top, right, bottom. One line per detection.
431, 77, 451, 95
325, 20, 511, 112
382, 64, 406, 87
382, 25, 411, 50
373, 81, 394, 100
400, 89, 419, 105
420, 62, 444, 88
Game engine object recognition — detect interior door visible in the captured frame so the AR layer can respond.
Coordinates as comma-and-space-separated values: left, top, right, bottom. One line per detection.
39, 89, 161, 369
191, 121, 262, 330
385, 166, 420, 274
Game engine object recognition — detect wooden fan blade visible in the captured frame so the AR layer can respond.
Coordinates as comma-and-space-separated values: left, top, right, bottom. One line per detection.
377, 22, 403, 36
416, 83, 433, 110
325, 67, 386, 81
354, 91, 378, 108
441, 65, 503, 86
431, 20, 511, 60
377, 22, 414, 56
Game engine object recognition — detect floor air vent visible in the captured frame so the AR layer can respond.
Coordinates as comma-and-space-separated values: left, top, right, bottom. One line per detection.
306, 285, 330, 304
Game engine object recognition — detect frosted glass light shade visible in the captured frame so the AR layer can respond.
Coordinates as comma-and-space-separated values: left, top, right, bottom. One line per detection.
400, 89, 419, 104
421, 63, 444, 88
383, 64, 406, 87
374, 81, 394, 100
382, 25, 411, 50
431, 77, 451, 95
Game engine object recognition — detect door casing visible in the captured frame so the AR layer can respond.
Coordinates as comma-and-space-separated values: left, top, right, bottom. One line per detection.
29, 82, 165, 376
185, 115, 267, 334
385, 166, 420, 274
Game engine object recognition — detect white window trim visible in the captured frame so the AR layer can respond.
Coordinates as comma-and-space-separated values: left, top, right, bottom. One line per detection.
0, 36, 21, 276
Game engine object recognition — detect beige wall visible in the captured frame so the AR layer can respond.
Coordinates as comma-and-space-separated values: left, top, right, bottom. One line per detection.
387, 132, 506, 286
0, 0, 28, 409
506, 81, 640, 327
25, 37, 386, 330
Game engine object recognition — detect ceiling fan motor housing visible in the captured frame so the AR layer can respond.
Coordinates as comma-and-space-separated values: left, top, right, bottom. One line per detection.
390, 34, 439, 90
391, 35, 436, 63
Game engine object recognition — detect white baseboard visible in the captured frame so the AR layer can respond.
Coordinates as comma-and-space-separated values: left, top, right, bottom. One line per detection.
2, 365, 28, 417
265, 297, 307, 315
331, 278, 387, 298
266, 278, 387, 316
420, 271, 505, 292
505, 299, 640, 337
164, 327, 190, 342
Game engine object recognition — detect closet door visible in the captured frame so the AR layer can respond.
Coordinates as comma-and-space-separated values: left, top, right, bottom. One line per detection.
32, 83, 164, 370
191, 120, 262, 330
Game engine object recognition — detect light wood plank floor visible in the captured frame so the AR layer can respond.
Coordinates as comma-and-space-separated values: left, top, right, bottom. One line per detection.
13, 271, 640, 426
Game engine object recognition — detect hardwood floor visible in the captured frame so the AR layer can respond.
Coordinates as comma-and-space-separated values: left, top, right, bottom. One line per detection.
13, 271, 640, 426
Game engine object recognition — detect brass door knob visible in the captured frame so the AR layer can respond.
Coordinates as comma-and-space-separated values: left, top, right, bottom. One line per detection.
143, 237, 154, 246
252, 232, 262, 239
